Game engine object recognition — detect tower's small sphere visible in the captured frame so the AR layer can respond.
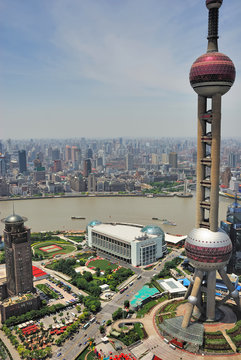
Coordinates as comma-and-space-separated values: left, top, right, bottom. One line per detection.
189, 52, 235, 97
206, 0, 223, 10
185, 228, 232, 271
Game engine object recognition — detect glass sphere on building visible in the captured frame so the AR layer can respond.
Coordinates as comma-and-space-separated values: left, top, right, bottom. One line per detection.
185, 228, 232, 270
87, 220, 102, 227
189, 52, 235, 97
141, 225, 164, 237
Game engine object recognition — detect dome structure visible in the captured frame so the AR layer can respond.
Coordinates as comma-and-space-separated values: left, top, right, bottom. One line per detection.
206, 0, 223, 9
185, 228, 232, 270
189, 52, 236, 97
2, 214, 27, 225
141, 225, 164, 237
87, 220, 102, 227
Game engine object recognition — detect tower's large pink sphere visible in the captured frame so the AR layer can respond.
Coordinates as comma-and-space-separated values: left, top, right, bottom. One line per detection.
185, 228, 232, 271
190, 52, 235, 97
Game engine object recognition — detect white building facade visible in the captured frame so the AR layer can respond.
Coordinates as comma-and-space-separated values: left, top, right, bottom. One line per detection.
86, 221, 167, 267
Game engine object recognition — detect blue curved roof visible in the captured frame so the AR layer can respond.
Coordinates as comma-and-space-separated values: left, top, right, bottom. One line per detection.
141, 225, 164, 237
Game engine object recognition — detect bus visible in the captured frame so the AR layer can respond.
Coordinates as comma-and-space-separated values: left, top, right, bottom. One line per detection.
83, 322, 90, 329
90, 317, 96, 323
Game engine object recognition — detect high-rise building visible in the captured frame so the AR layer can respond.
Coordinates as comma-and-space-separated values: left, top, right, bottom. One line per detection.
0, 156, 6, 176
86, 148, 93, 159
52, 148, 60, 161
228, 152, 238, 168
83, 159, 92, 177
168, 152, 178, 168
182, 0, 239, 330
3, 214, 34, 296
221, 167, 231, 188
53, 159, 62, 172
125, 153, 134, 171
0, 213, 40, 320
88, 173, 96, 192
221, 197, 241, 274
18, 150, 27, 173
65, 145, 71, 161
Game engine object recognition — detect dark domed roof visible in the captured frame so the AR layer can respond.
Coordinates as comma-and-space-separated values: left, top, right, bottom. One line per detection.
2, 214, 27, 224
141, 225, 164, 237
190, 52, 235, 97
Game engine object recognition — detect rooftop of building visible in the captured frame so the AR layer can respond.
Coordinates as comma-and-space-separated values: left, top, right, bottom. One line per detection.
2, 292, 38, 307
1, 213, 27, 224
157, 278, 187, 294
90, 222, 164, 244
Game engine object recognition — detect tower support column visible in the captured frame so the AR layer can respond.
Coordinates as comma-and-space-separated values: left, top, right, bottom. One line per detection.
182, 269, 203, 329
206, 270, 216, 321
210, 93, 221, 231
196, 96, 207, 227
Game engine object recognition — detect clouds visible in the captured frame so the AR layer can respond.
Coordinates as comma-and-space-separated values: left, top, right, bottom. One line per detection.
0, 0, 240, 138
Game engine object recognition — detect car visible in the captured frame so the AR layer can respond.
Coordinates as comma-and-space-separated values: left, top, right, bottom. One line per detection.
57, 353, 61, 357
79, 343, 82, 346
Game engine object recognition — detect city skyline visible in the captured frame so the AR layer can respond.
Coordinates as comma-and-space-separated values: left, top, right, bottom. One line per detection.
1, 0, 241, 139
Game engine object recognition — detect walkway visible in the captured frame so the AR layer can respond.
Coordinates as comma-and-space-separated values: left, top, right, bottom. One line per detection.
0, 330, 22, 360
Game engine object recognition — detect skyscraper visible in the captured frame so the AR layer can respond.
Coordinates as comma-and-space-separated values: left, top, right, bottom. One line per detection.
182, 0, 240, 329
2, 214, 34, 296
83, 159, 92, 177
0, 213, 40, 321
228, 152, 238, 168
168, 152, 178, 168
18, 150, 27, 173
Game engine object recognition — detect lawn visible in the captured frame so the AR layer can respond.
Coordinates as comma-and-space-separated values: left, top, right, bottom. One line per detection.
76, 346, 95, 360
87, 259, 118, 271
136, 297, 168, 318
32, 240, 76, 259
66, 236, 85, 243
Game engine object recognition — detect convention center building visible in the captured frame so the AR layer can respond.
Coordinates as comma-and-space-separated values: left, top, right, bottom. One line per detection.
86, 221, 167, 267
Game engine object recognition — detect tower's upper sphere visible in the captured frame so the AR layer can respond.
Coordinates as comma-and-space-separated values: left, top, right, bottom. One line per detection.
185, 228, 232, 271
206, 0, 223, 10
190, 52, 236, 97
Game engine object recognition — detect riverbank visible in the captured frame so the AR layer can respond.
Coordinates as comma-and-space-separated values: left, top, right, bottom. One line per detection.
0, 192, 192, 202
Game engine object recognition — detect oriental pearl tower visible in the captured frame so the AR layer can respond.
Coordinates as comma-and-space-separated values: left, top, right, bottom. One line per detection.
182, 0, 240, 329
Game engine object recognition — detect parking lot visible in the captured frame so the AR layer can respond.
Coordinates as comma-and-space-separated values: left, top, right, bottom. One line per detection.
35, 278, 79, 306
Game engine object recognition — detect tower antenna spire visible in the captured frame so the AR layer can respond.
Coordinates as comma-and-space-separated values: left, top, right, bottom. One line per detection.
206, 0, 223, 52
12, 202, 15, 215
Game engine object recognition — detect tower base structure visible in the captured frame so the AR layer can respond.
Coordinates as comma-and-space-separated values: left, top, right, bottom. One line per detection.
182, 227, 241, 329
159, 316, 204, 346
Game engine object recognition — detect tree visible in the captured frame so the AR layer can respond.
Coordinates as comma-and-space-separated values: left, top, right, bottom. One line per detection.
112, 308, 123, 321
96, 267, 101, 277
124, 300, 130, 308
83, 271, 93, 282
99, 325, 105, 334
105, 268, 112, 276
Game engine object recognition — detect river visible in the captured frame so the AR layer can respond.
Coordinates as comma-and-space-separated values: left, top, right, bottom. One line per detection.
0, 195, 234, 235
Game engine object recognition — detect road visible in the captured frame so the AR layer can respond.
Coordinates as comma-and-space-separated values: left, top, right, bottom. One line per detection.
52, 248, 183, 360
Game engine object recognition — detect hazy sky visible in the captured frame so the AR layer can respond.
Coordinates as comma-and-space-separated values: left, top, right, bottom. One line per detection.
1, 0, 241, 139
